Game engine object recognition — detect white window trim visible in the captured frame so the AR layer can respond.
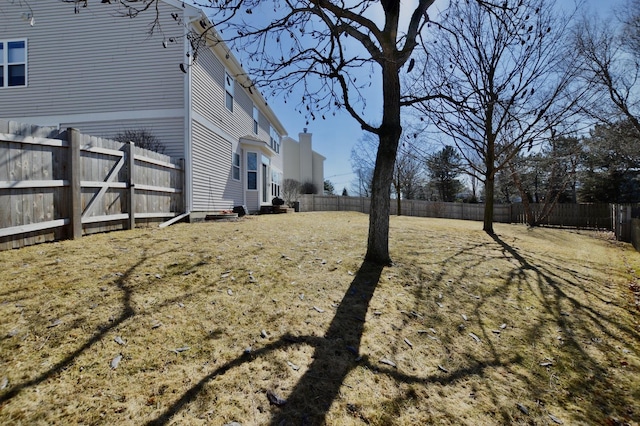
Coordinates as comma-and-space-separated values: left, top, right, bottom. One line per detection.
253, 105, 259, 134
225, 70, 234, 112
269, 125, 280, 154
232, 152, 241, 182
246, 151, 258, 191
1, 39, 28, 88
271, 168, 282, 198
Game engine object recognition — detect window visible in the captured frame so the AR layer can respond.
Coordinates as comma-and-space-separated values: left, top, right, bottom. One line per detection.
253, 105, 259, 134
1, 40, 27, 88
271, 169, 282, 198
247, 152, 257, 190
225, 71, 234, 112
269, 125, 280, 153
232, 152, 240, 181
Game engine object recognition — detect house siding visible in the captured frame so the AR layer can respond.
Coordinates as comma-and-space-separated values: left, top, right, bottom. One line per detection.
191, 47, 229, 137
191, 120, 242, 211
1, 0, 293, 216
190, 43, 286, 212
61, 117, 185, 158
0, 2, 185, 127
191, 47, 277, 143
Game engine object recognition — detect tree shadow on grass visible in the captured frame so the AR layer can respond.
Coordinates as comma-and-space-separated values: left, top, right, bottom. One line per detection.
269, 260, 384, 425
0, 255, 142, 405
487, 233, 640, 424
144, 261, 384, 426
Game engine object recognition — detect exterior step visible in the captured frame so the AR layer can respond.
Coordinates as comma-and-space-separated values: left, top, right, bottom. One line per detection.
259, 206, 295, 214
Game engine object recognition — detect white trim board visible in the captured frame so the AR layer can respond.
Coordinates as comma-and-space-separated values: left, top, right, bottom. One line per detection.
6, 109, 185, 127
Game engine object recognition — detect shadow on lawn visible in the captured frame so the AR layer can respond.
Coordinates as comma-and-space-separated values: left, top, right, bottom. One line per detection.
0, 255, 142, 405
147, 232, 639, 425
145, 261, 384, 426
269, 260, 384, 425
487, 233, 640, 424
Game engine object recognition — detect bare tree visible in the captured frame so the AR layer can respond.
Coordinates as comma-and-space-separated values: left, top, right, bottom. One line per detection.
411, 0, 583, 234
574, 3, 640, 131
282, 178, 301, 207
508, 135, 581, 226
351, 133, 424, 214
180, 0, 444, 265
61, 0, 531, 262
350, 136, 377, 198
113, 129, 165, 154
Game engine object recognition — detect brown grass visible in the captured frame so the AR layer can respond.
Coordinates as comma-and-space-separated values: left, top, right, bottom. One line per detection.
0, 212, 639, 425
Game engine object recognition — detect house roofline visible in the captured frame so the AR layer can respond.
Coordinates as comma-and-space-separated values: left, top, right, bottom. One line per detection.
166, 1, 287, 138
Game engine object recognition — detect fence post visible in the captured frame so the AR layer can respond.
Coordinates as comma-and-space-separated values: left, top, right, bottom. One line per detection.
127, 141, 135, 230
179, 158, 185, 213
67, 128, 82, 239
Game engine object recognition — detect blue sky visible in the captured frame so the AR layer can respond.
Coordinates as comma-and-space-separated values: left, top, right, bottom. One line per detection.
234, 0, 621, 192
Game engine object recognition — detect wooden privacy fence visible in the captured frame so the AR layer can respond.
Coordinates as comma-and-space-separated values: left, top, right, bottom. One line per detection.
612, 203, 640, 244
298, 194, 613, 230
0, 121, 184, 250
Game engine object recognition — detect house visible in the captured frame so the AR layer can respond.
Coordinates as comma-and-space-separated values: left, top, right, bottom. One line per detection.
0, 0, 320, 215
282, 129, 326, 194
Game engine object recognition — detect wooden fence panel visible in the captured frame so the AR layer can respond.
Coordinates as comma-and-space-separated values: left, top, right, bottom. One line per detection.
298, 195, 614, 231
0, 120, 184, 250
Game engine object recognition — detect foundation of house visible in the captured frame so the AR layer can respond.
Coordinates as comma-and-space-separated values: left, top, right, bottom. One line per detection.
189, 211, 239, 222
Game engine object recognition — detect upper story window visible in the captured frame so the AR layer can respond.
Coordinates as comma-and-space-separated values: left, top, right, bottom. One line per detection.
1, 40, 27, 88
253, 105, 259, 134
225, 71, 234, 112
269, 125, 280, 154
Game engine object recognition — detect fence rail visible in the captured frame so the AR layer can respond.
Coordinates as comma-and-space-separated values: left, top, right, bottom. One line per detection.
0, 120, 184, 250
298, 194, 622, 233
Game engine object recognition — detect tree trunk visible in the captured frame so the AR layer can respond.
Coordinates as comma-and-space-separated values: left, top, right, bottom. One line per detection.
366, 131, 400, 265
396, 185, 402, 216
365, 61, 401, 265
483, 174, 495, 234
483, 133, 496, 234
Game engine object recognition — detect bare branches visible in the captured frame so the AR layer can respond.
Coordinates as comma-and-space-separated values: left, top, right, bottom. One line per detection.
573, 9, 640, 133
409, 0, 583, 231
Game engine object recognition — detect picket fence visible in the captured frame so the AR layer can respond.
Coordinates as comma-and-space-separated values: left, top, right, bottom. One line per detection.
0, 121, 184, 250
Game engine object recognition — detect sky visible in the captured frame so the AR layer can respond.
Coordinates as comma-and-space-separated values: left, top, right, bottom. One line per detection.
231, 0, 622, 193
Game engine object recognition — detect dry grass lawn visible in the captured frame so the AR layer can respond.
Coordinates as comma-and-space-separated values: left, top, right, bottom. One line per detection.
0, 212, 639, 425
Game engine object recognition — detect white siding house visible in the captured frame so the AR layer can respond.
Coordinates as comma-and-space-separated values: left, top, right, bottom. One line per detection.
0, 0, 288, 214
283, 130, 326, 194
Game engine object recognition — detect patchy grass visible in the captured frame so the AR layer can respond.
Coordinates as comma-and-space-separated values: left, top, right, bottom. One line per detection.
0, 212, 639, 425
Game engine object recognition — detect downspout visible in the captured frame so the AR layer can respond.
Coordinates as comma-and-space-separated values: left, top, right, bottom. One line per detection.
242, 147, 247, 208
184, 14, 194, 214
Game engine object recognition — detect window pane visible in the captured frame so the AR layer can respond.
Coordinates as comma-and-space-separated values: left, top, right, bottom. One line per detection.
233, 153, 240, 167
0, 66, 4, 87
8, 41, 25, 63
247, 152, 257, 171
248, 171, 257, 190
253, 120, 258, 134
8, 64, 25, 86
233, 167, 240, 180
226, 92, 233, 111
